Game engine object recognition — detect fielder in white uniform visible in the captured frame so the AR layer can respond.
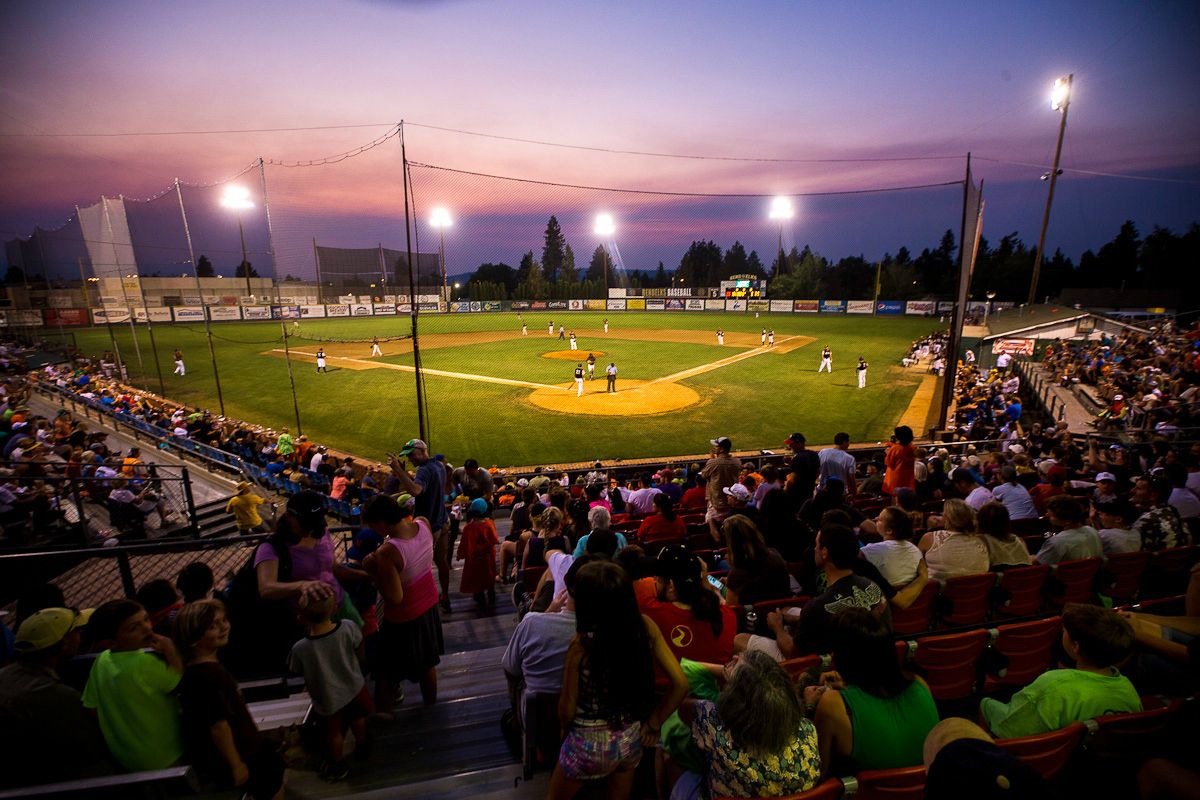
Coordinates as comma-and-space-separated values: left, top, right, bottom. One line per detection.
857, 357, 869, 388
603, 318, 609, 333
569, 333, 578, 351
574, 364, 584, 396
768, 329, 775, 347
370, 337, 383, 357
819, 346, 832, 373
316, 348, 327, 373
717, 329, 724, 346
761, 329, 767, 346
549, 320, 554, 335
173, 349, 185, 376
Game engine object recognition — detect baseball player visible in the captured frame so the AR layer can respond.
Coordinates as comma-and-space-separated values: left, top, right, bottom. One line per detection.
574, 364, 585, 396
569, 333, 578, 351
603, 318, 609, 333
717, 329, 724, 346
606, 362, 617, 392
316, 347, 327, 373
558, 324, 565, 340
292, 319, 300, 332
586, 353, 596, 379
370, 336, 383, 357
549, 320, 554, 335
521, 321, 527, 336
768, 329, 775, 347
819, 346, 832, 373
857, 356, 869, 388
173, 349, 185, 376
761, 329, 767, 346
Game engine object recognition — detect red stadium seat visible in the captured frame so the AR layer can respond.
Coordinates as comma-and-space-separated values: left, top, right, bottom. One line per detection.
780, 654, 825, 681
643, 537, 684, 557
844, 765, 926, 800
937, 573, 997, 627
1142, 545, 1200, 598
982, 616, 1062, 694
521, 565, 547, 594
1010, 517, 1050, 537
994, 564, 1050, 618
1045, 558, 1102, 609
715, 777, 845, 800
889, 582, 938, 636
996, 722, 1086, 780
909, 628, 989, 701
1098, 550, 1151, 604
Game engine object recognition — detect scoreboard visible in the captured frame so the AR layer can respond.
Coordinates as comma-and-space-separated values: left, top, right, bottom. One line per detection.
720, 278, 767, 300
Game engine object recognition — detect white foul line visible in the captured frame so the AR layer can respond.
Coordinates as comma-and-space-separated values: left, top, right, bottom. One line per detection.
646, 336, 803, 385
276, 350, 568, 391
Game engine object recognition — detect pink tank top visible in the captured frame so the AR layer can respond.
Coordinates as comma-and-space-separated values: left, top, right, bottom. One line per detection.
384, 518, 439, 622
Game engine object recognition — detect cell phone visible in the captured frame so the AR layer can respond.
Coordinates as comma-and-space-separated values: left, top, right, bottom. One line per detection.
706, 574, 727, 598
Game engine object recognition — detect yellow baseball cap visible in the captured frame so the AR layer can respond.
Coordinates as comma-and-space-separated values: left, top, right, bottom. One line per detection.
15, 607, 93, 653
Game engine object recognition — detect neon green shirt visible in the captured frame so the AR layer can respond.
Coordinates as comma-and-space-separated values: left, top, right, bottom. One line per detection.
81, 649, 183, 771
981, 667, 1141, 739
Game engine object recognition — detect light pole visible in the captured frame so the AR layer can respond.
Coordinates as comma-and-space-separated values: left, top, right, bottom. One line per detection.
984, 290, 996, 327
430, 207, 452, 302
768, 196, 794, 276
220, 186, 255, 302
1028, 74, 1072, 308
594, 213, 615, 295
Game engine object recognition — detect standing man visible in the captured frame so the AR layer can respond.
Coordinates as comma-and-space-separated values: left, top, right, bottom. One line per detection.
586, 353, 596, 380
996, 351, 1013, 374
574, 364, 584, 397
701, 436, 742, 543
856, 356, 869, 388
521, 320, 528, 336
819, 346, 832, 373
717, 329, 724, 346
785, 432, 820, 510
819, 432, 859, 495
606, 362, 617, 393
558, 324, 565, 340
316, 348, 327, 373
173, 349, 185, 377
768, 329, 775, 348
388, 438, 451, 612
548, 319, 554, 336
371, 337, 383, 357
569, 333, 578, 351
603, 318, 609, 334
761, 329, 767, 346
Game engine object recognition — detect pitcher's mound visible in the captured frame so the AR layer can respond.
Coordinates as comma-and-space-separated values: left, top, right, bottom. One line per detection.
529, 379, 700, 416
542, 350, 605, 361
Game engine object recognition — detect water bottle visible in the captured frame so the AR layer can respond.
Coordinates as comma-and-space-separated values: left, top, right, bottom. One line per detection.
744, 604, 758, 631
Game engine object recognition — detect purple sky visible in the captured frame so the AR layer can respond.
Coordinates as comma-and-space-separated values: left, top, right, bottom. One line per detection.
2, 0, 1198, 280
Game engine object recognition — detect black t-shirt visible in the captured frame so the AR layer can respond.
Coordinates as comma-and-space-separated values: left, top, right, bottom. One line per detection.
178, 661, 263, 781
787, 450, 820, 505
794, 574, 889, 655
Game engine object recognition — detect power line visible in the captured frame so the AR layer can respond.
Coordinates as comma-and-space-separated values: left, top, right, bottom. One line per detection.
973, 156, 1200, 185
0, 122, 398, 138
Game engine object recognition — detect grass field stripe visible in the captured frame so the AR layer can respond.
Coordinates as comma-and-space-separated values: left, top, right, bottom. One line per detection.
646, 335, 803, 386
276, 349, 566, 391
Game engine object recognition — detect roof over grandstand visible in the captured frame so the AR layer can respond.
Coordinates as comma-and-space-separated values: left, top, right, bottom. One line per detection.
981, 304, 1150, 340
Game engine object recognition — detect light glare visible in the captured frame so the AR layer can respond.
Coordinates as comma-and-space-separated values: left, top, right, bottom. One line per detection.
430, 207, 453, 228
219, 185, 254, 211
1050, 77, 1071, 110
593, 213, 615, 237
768, 196, 794, 220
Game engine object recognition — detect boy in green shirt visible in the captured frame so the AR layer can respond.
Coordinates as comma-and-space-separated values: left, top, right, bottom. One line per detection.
82, 599, 185, 771
981, 603, 1141, 739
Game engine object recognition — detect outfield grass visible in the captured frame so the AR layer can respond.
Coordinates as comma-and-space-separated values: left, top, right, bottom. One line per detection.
65, 311, 943, 468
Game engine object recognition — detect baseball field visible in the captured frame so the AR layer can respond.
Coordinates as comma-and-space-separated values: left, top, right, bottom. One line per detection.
64, 311, 945, 469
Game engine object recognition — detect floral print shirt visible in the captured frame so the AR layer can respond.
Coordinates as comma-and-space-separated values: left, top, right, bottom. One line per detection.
1134, 504, 1184, 551
691, 700, 821, 798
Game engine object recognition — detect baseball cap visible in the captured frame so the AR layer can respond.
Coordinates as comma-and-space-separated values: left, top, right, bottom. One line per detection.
398, 438, 427, 456
1007, 444, 1025, 455
469, 498, 489, 515
723, 483, 751, 502
236, 481, 252, 493
1096, 472, 1117, 483
1113, 394, 1124, 401
15, 608, 93, 653
286, 490, 327, 531
950, 467, 975, 483
396, 493, 416, 509
710, 436, 732, 451
785, 432, 806, 445
516, 478, 529, 488
653, 545, 701, 582
926, 737, 1049, 800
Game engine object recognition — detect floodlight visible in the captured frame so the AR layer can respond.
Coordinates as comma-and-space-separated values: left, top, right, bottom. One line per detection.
593, 213, 615, 237
219, 186, 254, 211
1050, 76, 1071, 111
430, 207, 453, 229
768, 196, 794, 220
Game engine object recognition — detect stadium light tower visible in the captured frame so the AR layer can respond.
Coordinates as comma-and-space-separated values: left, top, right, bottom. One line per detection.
594, 213, 615, 294
220, 186, 255, 301
430, 207, 452, 302
985, 290, 996, 327
1028, 74, 1072, 308
768, 196, 794, 275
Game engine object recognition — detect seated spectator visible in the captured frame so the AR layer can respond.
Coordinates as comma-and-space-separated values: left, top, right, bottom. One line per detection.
82, 599, 185, 771
1035, 496, 1103, 565
1092, 471, 1120, 505
750, 464, 781, 507
1029, 468, 1068, 516
860, 507, 924, 588
615, 544, 657, 606
976, 501, 1032, 568
522, 507, 566, 570
892, 487, 927, 532
673, 650, 821, 800
176, 561, 216, 603
572, 505, 624, 557
680, 472, 707, 511
720, 514, 790, 608
814, 608, 939, 775
981, 603, 1141, 738
174, 600, 285, 800
550, 560, 687, 797
991, 466, 1039, 521
108, 478, 174, 529
799, 477, 861, 531
0, 608, 112, 789
618, 472, 662, 516
920, 499, 990, 580
1119, 564, 1200, 695
1132, 475, 1186, 551
1094, 499, 1142, 554
859, 462, 885, 495
1167, 462, 1200, 521
949, 467, 993, 511
641, 545, 736, 668
636, 492, 687, 544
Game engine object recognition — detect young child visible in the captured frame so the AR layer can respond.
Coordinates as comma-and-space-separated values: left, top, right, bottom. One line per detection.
288, 594, 372, 781
457, 497, 499, 611
82, 599, 185, 771
980, 603, 1141, 738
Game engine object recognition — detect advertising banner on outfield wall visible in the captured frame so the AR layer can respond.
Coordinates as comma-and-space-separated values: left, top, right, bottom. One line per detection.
172, 307, 205, 322
271, 305, 302, 320
3, 309, 44, 327
242, 306, 271, 320
418, 302, 440, 312
820, 300, 847, 313
607, 299, 627, 310
726, 300, 744, 312
937, 301, 955, 312
417, 294, 441, 305
847, 300, 874, 314
794, 300, 819, 312
483, 301, 502, 312
906, 301, 936, 315
665, 299, 685, 310
300, 305, 326, 318
609, 288, 627, 298
531, 301, 547, 310
469, 302, 482, 312
511, 301, 531, 310
221, 296, 239, 306
45, 308, 90, 326
627, 298, 647, 310
450, 302, 470, 313
586, 299, 607, 310
686, 299, 705, 311
704, 299, 725, 311
748, 300, 770, 313
350, 304, 372, 316
374, 304, 396, 315
769, 300, 792, 312
646, 300, 665, 310
967, 301, 987, 315
209, 306, 242, 321
396, 303, 412, 313
133, 307, 173, 323
569, 300, 584, 310
875, 301, 904, 315
547, 300, 569, 310
325, 305, 349, 317
991, 338, 1035, 356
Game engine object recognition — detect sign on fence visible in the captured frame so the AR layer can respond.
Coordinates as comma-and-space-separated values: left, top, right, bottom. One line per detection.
646, 300, 665, 310
627, 298, 647, 310
373, 304, 396, 315
686, 299, 705, 310
325, 304, 349, 317
875, 301, 904, 315
300, 305, 326, 318
483, 301, 503, 311
705, 299, 726, 311
847, 300, 874, 314
769, 300, 793, 312
242, 306, 271, 319
44, 308, 90, 326
569, 299, 584, 310
450, 302, 471, 313
208, 306, 242, 321
511, 301, 531, 310
271, 305, 302, 320
820, 300, 846, 313
665, 299, 685, 310
133, 307, 173, 323
586, 299, 607, 310
906, 301, 936, 315
991, 338, 1035, 356
172, 307, 205, 322
607, 299, 627, 310
794, 300, 819, 312
547, 300, 569, 310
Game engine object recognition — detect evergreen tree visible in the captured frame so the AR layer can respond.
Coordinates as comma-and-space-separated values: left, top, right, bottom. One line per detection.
195, 255, 215, 278
586, 246, 607, 284
541, 216, 565, 283
722, 241, 750, 280
234, 261, 258, 278
747, 250, 765, 278
561, 243, 578, 285
654, 261, 667, 288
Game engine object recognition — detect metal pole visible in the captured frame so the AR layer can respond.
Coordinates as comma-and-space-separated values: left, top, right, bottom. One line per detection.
439, 229, 447, 302
280, 320, 303, 436
180, 466, 199, 538
313, 237, 323, 304
257, 158, 280, 305
175, 179, 226, 416
103, 197, 144, 375
120, 195, 166, 397
873, 260, 882, 314
238, 214, 251, 300
399, 122, 428, 444
1028, 73, 1072, 308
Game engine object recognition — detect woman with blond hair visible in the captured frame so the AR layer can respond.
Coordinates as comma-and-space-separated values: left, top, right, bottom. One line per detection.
919, 498, 989, 580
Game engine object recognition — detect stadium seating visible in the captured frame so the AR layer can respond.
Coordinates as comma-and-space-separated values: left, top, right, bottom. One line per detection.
993, 564, 1050, 618
936, 573, 997, 627
889, 582, 938, 635
842, 764, 926, 800
715, 777, 845, 800
904, 628, 989, 701
780, 655, 825, 680
1045, 557, 1102, 609
996, 721, 1086, 780
521, 691, 563, 780
1098, 550, 1152, 604
1141, 545, 1200, 598
982, 616, 1062, 694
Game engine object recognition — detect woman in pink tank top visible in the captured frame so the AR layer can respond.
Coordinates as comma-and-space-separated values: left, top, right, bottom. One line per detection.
363, 494, 445, 714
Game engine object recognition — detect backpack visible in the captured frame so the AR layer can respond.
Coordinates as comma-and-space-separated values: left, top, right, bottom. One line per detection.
225, 538, 299, 678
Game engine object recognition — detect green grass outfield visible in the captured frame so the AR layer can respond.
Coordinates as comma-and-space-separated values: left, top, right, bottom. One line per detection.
62, 311, 943, 468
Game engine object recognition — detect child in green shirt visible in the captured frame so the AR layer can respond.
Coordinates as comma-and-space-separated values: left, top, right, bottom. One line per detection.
981, 603, 1141, 739
82, 599, 185, 771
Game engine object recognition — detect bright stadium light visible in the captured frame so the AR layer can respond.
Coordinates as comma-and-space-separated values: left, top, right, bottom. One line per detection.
1050, 76, 1071, 111
219, 185, 254, 212
429, 207, 453, 229
430, 207, 453, 301
1029, 74, 1073, 307
768, 196, 794, 220
594, 214, 616, 292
